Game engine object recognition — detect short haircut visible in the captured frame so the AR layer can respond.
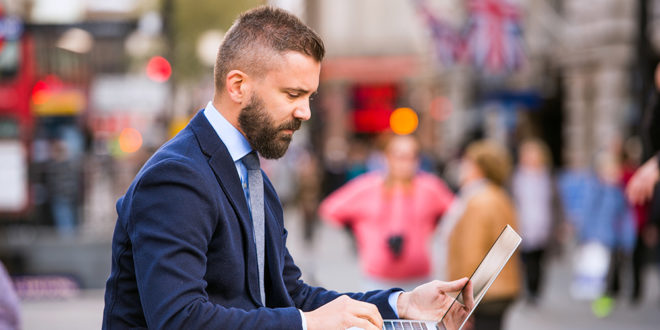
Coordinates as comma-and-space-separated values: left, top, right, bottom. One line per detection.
214, 6, 325, 91
385, 134, 420, 157
519, 138, 552, 167
465, 140, 512, 187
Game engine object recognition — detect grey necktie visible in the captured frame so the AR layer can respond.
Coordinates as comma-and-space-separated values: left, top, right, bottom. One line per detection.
242, 151, 266, 305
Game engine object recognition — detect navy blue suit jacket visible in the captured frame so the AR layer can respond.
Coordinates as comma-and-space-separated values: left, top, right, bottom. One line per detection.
103, 111, 399, 329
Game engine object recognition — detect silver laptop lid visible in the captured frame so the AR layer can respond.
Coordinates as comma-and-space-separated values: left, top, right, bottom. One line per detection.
440, 224, 521, 330
383, 224, 521, 330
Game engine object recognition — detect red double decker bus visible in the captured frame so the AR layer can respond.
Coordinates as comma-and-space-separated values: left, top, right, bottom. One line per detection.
0, 8, 90, 223
0, 10, 32, 219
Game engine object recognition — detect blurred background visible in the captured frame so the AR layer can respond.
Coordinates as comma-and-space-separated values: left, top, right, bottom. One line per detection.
0, 0, 659, 329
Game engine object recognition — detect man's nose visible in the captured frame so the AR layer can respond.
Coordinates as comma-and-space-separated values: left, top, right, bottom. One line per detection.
293, 101, 311, 121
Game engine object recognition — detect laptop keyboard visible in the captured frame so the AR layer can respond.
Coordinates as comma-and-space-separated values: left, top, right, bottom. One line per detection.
383, 320, 434, 330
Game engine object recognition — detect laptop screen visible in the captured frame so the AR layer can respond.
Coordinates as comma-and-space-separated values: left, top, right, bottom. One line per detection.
381, 225, 521, 330
439, 224, 522, 330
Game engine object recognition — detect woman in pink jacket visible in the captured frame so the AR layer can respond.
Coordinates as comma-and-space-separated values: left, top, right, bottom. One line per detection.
319, 135, 454, 290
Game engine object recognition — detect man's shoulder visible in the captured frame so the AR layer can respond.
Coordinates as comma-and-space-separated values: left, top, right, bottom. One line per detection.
128, 128, 214, 191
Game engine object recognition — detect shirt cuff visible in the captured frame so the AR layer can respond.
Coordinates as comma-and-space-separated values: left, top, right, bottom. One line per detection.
388, 290, 404, 318
299, 309, 307, 330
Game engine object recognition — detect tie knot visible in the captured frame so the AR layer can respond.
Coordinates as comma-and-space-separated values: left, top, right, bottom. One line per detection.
242, 152, 260, 170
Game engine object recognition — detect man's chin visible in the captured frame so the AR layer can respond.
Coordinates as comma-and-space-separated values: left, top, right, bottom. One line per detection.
257, 140, 291, 159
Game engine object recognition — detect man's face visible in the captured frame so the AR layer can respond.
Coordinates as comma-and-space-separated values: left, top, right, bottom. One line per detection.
239, 52, 320, 159
458, 157, 479, 186
385, 137, 419, 182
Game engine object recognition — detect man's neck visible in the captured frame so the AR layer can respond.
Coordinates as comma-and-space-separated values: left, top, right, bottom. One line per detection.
212, 94, 242, 131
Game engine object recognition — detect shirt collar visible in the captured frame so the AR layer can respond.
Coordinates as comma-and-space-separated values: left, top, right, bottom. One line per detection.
203, 101, 252, 162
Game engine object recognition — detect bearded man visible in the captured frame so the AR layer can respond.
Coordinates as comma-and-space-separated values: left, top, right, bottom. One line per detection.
103, 6, 470, 330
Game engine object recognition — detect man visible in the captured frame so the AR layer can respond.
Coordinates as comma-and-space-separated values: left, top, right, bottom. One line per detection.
626, 62, 660, 305
626, 62, 660, 206
103, 6, 471, 329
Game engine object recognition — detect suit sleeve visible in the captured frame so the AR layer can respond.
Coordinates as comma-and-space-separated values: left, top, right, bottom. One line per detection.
127, 160, 302, 330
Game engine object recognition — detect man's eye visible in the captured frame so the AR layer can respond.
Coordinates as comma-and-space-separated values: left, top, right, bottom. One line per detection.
288, 93, 300, 98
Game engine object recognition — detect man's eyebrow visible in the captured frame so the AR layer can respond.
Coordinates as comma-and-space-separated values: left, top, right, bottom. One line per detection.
282, 87, 313, 95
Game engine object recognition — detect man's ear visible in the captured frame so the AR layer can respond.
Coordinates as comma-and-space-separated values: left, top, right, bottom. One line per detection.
225, 70, 250, 103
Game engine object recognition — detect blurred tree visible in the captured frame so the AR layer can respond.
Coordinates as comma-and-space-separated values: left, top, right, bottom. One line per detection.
164, 0, 264, 82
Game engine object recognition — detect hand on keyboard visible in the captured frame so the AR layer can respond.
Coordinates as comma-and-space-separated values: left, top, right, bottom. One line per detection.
304, 295, 383, 330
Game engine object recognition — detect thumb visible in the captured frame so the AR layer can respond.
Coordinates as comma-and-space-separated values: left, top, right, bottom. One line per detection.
438, 277, 469, 292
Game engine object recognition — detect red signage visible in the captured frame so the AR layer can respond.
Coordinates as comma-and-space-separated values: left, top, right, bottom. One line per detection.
352, 85, 397, 133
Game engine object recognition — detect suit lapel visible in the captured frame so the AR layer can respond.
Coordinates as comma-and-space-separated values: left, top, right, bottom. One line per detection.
189, 110, 263, 307
263, 182, 283, 304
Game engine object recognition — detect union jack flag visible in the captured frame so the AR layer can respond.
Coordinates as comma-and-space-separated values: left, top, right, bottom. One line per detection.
413, 0, 462, 67
463, 0, 526, 74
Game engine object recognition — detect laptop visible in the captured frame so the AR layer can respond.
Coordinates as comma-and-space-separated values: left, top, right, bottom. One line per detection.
382, 224, 522, 330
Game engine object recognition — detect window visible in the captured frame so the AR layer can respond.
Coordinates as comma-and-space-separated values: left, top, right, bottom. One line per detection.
0, 40, 20, 80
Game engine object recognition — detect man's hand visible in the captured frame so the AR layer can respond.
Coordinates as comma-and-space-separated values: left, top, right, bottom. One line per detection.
626, 155, 660, 205
441, 280, 474, 330
304, 295, 383, 330
397, 278, 474, 329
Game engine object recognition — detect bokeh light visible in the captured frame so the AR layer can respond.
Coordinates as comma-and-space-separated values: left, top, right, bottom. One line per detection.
145, 56, 172, 82
118, 127, 143, 153
389, 107, 419, 135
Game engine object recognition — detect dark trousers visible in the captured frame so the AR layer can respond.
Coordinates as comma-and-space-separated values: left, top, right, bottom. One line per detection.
606, 249, 633, 298
631, 234, 645, 302
473, 298, 514, 330
521, 249, 545, 300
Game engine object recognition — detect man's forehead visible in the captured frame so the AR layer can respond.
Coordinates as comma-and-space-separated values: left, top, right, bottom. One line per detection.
263, 51, 321, 90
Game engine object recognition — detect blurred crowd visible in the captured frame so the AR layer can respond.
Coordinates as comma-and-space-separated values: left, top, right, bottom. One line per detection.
256, 102, 659, 329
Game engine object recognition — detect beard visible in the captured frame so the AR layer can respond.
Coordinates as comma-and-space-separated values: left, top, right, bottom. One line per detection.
238, 94, 302, 159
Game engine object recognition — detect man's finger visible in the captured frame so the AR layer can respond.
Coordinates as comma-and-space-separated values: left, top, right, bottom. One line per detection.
350, 300, 383, 329
462, 280, 475, 310
437, 277, 469, 293
348, 316, 381, 330
628, 181, 652, 205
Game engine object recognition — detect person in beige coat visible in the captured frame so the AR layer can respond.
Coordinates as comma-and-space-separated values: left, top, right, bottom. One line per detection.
439, 140, 521, 330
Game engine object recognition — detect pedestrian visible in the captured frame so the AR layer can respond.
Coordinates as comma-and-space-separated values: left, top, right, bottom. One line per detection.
319, 135, 454, 291
103, 6, 472, 329
511, 139, 555, 305
627, 62, 660, 206
588, 153, 636, 314
0, 261, 20, 330
626, 63, 660, 291
620, 138, 652, 305
45, 139, 79, 237
434, 139, 521, 330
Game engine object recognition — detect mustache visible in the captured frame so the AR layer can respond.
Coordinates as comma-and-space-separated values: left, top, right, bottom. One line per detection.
277, 119, 302, 131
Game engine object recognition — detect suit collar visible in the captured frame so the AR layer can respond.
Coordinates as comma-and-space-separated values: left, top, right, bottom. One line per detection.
203, 101, 252, 162
189, 110, 264, 306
